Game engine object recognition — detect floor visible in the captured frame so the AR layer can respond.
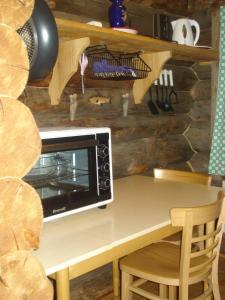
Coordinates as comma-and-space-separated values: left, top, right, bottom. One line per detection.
69, 255, 225, 300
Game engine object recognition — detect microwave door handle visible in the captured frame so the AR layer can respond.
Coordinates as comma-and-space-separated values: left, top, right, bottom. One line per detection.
42, 139, 98, 153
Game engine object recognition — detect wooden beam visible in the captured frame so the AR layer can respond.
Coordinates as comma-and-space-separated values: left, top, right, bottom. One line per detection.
188, 0, 225, 12
53, 0, 224, 18
127, 0, 225, 13
211, 8, 220, 134
126, 0, 188, 14
210, 8, 221, 185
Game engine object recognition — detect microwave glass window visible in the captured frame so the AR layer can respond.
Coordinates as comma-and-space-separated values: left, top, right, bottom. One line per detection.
24, 149, 91, 199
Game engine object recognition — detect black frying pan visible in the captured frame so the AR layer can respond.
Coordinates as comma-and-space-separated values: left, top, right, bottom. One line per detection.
18, 0, 59, 81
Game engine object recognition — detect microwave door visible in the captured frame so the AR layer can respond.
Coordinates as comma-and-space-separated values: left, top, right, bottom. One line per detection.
24, 137, 98, 206
54, 149, 96, 196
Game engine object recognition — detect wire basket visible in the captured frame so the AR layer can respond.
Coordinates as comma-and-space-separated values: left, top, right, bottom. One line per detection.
85, 45, 151, 81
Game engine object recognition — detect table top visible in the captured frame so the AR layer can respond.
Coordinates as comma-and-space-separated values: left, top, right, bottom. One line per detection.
34, 175, 221, 275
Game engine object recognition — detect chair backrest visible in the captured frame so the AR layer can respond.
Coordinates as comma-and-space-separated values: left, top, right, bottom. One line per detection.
153, 168, 211, 186
170, 191, 225, 299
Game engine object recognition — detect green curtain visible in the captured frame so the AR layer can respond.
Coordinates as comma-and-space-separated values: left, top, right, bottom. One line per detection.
209, 6, 225, 175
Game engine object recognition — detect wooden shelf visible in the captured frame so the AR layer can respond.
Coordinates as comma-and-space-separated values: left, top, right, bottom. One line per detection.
56, 17, 219, 62
48, 17, 218, 105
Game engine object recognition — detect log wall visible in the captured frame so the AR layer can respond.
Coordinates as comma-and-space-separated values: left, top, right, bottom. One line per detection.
22, 58, 210, 177
20, 1, 213, 178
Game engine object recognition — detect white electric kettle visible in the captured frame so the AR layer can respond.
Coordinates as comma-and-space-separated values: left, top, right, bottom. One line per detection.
171, 18, 200, 46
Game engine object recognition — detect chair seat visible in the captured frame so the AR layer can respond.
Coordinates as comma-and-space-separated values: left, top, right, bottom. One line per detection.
120, 242, 209, 287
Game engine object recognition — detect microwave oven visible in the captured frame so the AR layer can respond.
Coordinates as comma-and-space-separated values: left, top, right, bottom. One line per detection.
24, 127, 113, 222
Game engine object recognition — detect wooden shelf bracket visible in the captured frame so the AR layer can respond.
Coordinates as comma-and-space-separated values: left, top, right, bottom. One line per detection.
133, 51, 172, 104
48, 37, 90, 105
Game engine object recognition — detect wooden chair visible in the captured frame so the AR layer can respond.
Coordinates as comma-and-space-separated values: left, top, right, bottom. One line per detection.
154, 168, 212, 245
120, 192, 225, 300
153, 168, 211, 186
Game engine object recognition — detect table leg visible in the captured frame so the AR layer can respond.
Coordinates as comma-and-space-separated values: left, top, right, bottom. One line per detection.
55, 268, 70, 300
112, 259, 120, 298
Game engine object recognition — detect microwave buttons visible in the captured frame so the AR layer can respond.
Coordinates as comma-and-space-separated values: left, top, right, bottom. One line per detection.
100, 163, 110, 173
99, 177, 111, 190
98, 144, 109, 157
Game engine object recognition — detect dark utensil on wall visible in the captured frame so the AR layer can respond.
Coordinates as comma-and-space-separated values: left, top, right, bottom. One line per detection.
159, 72, 170, 112
147, 86, 159, 115
163, 69, 173, 112
154, 80, 163, 112
168, 70, 178, 104
18, 0, 59, 81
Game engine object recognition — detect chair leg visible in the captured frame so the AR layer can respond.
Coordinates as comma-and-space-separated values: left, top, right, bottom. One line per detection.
159, 284, 168, 298
179, 284, 188, 300
204, 280, 212, 300
121, 271, 133, 300
169, 286, 177, 300
212, 263, 221, 300
113, 259, 120, 298
212, 282, 221, 300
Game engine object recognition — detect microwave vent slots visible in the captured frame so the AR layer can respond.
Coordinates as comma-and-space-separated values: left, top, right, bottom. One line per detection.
85, 45, 151, 81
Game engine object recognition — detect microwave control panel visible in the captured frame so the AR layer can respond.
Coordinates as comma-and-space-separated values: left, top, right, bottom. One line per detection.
97, 133, 111, 196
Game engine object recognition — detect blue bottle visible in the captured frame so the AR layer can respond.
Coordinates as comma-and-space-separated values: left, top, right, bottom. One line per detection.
108, 0, 127, 28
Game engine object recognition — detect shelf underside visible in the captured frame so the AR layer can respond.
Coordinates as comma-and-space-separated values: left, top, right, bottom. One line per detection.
56, 18, 219, 62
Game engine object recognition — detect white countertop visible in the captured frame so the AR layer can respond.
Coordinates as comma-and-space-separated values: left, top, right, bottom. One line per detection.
34, 175, 221, 275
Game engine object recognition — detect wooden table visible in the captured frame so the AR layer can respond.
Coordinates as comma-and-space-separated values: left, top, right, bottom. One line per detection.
34, 175, 221, 300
